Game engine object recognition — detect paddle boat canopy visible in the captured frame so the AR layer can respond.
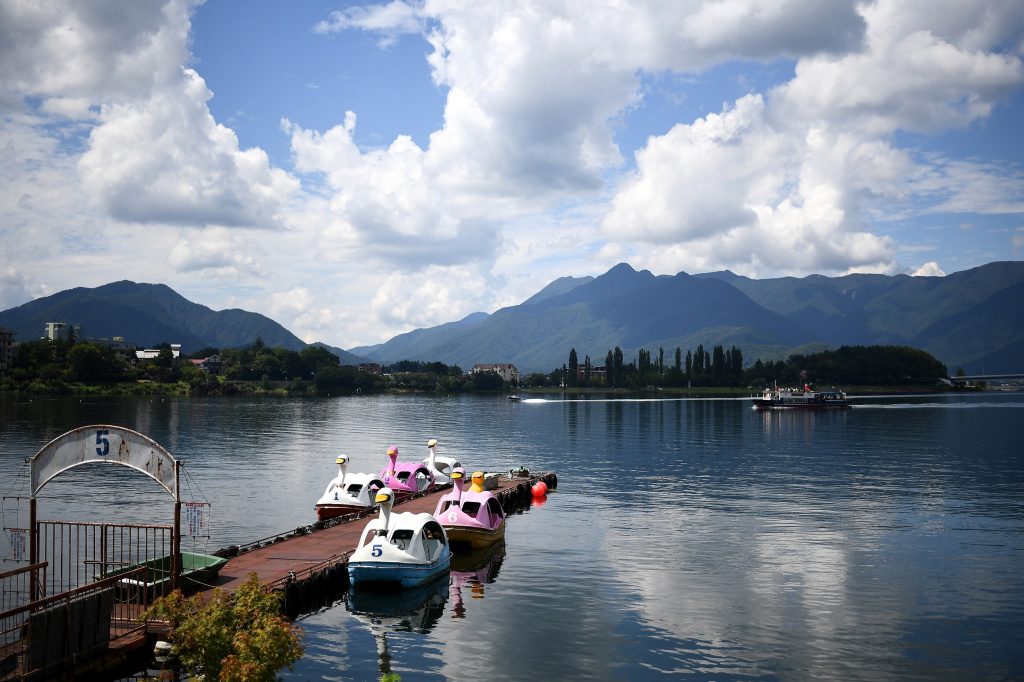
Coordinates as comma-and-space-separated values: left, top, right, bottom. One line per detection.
349, 487, 452, 588
315, 454, 386, 521
378, 445, 434, 499
433, 468, 506, 549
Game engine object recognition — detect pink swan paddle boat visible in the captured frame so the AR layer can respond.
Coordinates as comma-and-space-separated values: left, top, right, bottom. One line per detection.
433, 468, 506, 549
378, 445, 434, 500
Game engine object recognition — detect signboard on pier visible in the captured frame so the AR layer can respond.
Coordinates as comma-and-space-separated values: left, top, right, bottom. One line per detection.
30, 424, 178, 497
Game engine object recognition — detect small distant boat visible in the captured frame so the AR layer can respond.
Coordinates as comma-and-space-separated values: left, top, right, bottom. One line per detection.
422, 438, 462, 486
378, 445, 434, 500
752, 383, 851, 410
314, 454, 385, 521
507, 394, 522, 401
433, 468, 506, 549
349, 488, 452, 589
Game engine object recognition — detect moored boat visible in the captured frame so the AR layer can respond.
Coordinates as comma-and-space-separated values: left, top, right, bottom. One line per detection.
752, 383, 851, 410
422, 438, 462, 486
433, 468, 506, 549
314, 454, 386, 521
348, 488, 452, 589
378, 445, 435, 500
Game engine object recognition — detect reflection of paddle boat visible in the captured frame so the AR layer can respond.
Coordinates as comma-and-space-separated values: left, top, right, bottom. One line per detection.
433, 468, 506, 549
345, 576, 449, 633
450, 540, 505, 618
314, 454, 385, 521
345, 575, 449, 677
422, 438, 462, 485
349, 488, 452, 588
378, 445, 434, 499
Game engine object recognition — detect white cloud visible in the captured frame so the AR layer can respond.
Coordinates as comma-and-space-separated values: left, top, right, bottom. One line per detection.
314, 0, 422, 47
599, 0, 1023, 277
168, 227, 268, 277
1012, 228, 1024, 254
370, 266, 493, 331
913, 261, 946, 277
3, 0, 1023, 349
79, 68, 298, 228
0, 0, 193, 111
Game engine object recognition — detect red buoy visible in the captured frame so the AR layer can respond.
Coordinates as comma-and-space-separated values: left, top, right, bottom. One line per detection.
532, 481, 548, 497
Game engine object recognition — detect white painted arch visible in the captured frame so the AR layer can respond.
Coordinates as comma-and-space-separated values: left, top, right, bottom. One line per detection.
30, 424, 178, 498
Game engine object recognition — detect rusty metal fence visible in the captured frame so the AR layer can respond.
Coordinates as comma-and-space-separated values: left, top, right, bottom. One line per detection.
35, 521, 172, 596
0, 564, 151, 680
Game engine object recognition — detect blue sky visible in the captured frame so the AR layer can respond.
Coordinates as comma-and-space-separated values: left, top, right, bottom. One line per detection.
2, 0, 1023, 348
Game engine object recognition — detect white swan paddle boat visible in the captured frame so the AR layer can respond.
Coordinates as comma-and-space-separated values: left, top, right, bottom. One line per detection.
314, 454, 386, 521
433, 468, 506, 549
422, 438, 463, 485
348, 487, 453, 588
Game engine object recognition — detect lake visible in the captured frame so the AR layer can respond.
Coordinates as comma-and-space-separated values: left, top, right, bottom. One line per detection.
2, 392, 1023, 680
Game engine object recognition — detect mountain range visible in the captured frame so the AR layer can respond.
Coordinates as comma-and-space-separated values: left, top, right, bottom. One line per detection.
1, 261, 1022, 374
0, 280, 363, 364
350, 261, 1024, 374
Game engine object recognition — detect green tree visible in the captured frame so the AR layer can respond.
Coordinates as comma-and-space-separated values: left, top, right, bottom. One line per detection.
144, 573, 302, 682
67, 342, 110, 382
568, 348, 578, 387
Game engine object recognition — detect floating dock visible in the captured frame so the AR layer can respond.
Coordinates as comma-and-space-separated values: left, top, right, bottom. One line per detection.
205, 471, 558, 618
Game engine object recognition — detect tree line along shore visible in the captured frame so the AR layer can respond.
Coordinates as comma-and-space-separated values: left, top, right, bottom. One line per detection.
0, 335, 956, 397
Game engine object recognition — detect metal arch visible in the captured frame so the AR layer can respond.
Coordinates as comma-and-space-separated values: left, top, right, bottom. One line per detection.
30, 424, 179, 499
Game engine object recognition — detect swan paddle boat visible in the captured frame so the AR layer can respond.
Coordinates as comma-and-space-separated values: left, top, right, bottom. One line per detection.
349, 487, 452, 588
378, 445, 434, 500
433, 468, 506, 549
422, 438, 463, 485
314, 454, 386, 521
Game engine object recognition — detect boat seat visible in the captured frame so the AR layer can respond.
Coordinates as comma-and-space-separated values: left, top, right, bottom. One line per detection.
391, 529, 413, 550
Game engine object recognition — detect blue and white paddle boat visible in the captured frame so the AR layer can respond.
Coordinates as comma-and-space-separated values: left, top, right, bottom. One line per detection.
348, 487, 452, 588
422, 438, 462, 486
314, 454, 386, 521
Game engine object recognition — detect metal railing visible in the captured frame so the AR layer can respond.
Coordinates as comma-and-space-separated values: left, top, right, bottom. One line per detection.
0, 565, 150, 680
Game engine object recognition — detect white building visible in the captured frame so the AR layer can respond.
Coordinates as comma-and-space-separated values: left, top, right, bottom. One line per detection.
136, 344, 182, 361
470, 363, 520, 383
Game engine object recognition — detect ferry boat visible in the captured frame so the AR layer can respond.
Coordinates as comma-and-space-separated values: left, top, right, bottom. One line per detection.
751, 383, 850, 410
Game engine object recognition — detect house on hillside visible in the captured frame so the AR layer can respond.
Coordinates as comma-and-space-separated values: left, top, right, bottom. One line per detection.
470, 363, 520, 384
190, 354, 222, 374
358, 363, 381, 374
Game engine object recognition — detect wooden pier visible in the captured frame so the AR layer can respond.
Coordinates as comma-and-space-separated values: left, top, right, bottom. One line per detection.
2, 431, 555, 681
205, 471, 557, 618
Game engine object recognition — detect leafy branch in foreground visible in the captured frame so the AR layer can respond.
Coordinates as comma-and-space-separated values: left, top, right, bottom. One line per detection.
144, 572, 303, 682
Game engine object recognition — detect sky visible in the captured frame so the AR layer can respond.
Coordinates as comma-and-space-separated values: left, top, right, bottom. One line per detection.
2, 0, 1023, 350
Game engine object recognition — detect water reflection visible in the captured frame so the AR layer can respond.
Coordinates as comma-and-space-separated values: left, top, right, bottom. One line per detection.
346, 578, 449, 677
449, 541, 505, 619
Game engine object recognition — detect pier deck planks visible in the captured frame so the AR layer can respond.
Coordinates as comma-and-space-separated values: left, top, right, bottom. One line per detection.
205, 474, 538, 594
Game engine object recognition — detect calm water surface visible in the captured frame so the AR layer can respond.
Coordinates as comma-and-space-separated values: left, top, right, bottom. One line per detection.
1, 392, 1023, 680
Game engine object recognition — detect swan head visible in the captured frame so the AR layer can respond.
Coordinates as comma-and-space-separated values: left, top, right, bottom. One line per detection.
470, 471, 485, 493
375, 487, 395, 527
385, 445, 398, 474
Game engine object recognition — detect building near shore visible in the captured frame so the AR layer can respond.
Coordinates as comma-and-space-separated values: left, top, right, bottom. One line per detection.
470, 363, 520, 383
